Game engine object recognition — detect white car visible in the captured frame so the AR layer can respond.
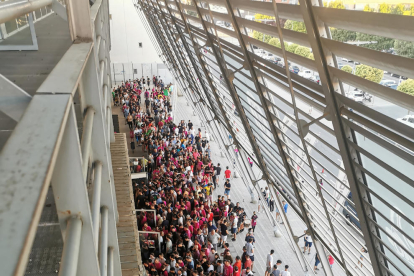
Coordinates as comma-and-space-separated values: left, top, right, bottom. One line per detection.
397, 115, 414, 128
380, 79, 397, 87
254, 49, 265, 57
263, 52, 275, 60
216, 21, 225, 28
348, 92, 364, 104
299, 69, 313, 79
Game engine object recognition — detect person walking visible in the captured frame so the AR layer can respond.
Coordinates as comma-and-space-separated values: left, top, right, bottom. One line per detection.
269, 197, 275, 212
224, 179, 231, 200
265, 250, 274, 276
303, 229, 313, 255
224, 166, 231, 181
251, 212, 258, 232
314, 253, 320, 273
280, 201, 288, 224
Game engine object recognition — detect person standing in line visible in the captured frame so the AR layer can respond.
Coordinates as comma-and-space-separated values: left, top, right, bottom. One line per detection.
224, 179, 231, 200
231, 212, 238, 241
245, 238, 255, 273
281, 265, 291, 276
251, 211, 258, 232
265, 250, 274, 276
214, 163, 222, 188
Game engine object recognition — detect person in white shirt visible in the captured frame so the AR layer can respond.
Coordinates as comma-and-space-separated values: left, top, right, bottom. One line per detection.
303, 229, 313, 255
205, 131, 210, 142
281, 265, 291, 276
265, 250, 274, 276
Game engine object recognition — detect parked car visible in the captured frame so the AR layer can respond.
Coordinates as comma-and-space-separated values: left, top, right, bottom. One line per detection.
216, 21, 226, 28
263, 52, 275, 60
380, 79, 397, 87
291, 66, 300, 74
390, 73, 408, 80
341, 57, 353, 62
309, 75, 321, 84
270, 57, 282, 64
397, 115, 414, 128
354, 61, 360, 65
347, 91, 364, 104
389, 84, 398, 90
254, 49, 265, 57
299, 69, 312, 79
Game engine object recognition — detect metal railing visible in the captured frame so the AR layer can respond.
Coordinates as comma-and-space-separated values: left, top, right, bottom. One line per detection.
0, 0, 121, 275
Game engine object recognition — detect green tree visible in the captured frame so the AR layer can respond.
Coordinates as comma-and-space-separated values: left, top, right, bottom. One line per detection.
286, 43, 299, 53
397, 79, 414, 96
331, 28, 357, 42
308, 53, 314, 60
327, 0, 345, 9
294, 46, 311, 58
341, 65, 353, 74
394, 40, 414, 58
268, 38, 281, 48
356, 32, 394, 51
391, 4, 405, 15
284, 20, 307, 33
363, 4, 374, 12
355, 64, 384, 83
379, 3, 391, 14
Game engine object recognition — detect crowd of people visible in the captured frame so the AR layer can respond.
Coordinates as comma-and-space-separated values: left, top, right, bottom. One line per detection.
113, 76, 314, 276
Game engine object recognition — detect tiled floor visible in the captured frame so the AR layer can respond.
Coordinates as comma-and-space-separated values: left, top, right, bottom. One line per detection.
113, 86, 346, 276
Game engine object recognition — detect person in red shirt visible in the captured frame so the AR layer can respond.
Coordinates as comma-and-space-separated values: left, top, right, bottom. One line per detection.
223, 259, 234, 276
224, 166, 231, 180
233, 265, 240, 276
244, 255, 252, 270
233, 256, 242, 274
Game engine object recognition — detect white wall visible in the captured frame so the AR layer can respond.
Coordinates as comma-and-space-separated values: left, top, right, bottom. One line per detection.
108, 0, 161, 64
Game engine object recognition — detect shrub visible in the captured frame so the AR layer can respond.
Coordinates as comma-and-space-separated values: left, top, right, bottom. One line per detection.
341, 65, 353, 74
397, 79, 414, 96
354, 64, 383, 83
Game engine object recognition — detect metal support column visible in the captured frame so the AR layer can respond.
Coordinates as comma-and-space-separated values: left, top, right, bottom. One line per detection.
60, 216, 82, 276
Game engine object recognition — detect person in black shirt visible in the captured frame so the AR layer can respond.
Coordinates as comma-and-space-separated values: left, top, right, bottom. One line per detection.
188, 120, 193, 130
214, 164, 221, 187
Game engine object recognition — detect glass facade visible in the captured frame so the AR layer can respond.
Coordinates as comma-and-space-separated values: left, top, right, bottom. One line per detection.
135, 0, 414, 275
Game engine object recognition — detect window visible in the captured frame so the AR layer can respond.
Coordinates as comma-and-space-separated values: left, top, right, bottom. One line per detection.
139, 42, 142, 48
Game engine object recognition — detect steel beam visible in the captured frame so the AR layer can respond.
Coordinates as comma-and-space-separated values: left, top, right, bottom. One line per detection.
190, 0, 274, 184
298, 0, 386, 275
